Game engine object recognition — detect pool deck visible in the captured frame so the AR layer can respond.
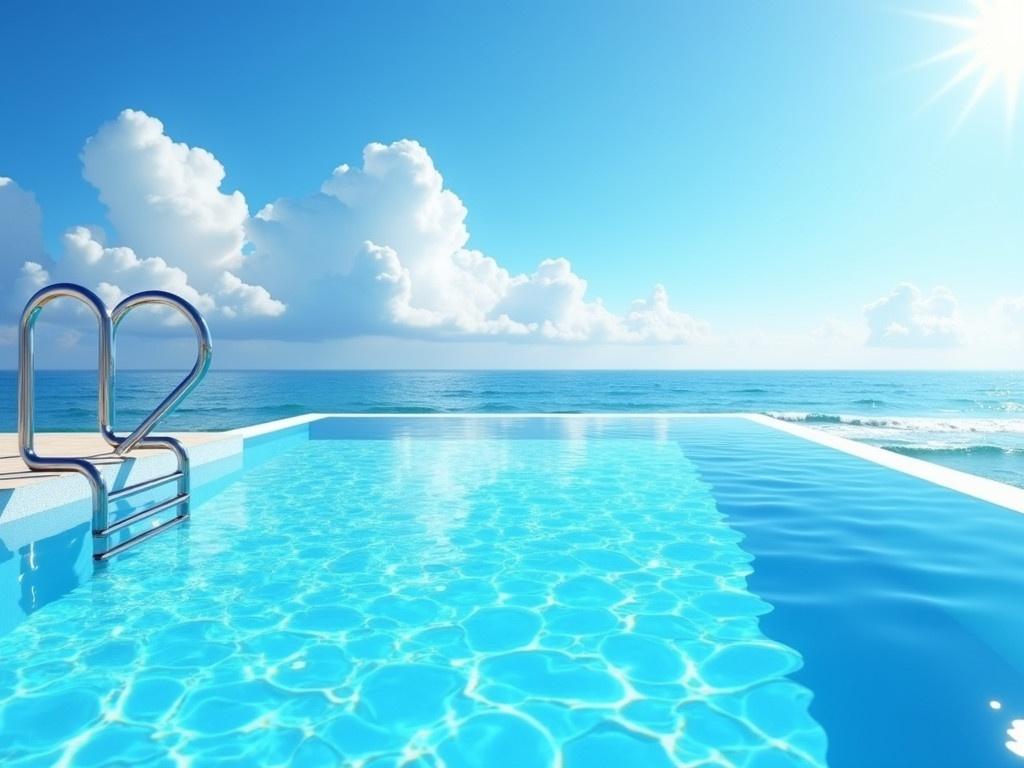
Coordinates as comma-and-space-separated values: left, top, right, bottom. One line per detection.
0, 429, 244, 532
2, 413, 1024, 532
0, 432, 229, 489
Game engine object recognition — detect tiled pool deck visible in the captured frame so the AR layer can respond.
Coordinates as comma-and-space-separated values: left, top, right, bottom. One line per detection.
0, 432, 229, 489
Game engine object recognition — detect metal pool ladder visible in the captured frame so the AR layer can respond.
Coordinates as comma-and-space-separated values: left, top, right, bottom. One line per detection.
17, 283, 212, 561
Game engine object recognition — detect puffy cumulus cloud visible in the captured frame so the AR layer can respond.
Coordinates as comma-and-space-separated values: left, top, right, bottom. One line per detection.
60, 226, 214, 314
496, 258, 614, 341
54, 226, 283, 331
78, 110, 283, 320
81, 109, 247, 277
0, 179, 56, 346
14, 261, 52, 302
624, 285, 710, 343
6, 112, 705, 345
218, 272, 286, 319
245, 139, 515, 337
864, 283, 965, 348
247, 139, 706, 342
0, 178, 50, 314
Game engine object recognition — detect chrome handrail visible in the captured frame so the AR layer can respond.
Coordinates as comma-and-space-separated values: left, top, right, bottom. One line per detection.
100, 290, 213, 456
18, 283, 113, 523
17, 283, 213, 560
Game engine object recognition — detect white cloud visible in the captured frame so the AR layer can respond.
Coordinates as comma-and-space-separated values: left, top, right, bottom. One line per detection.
624, 284, 710, 343
247, 138, 706, 342
78, 110, 283, 319
5, 111, 705, 345
0, 178, 49, 313
81, 109, 248, 277
245, 139, 520, 337
864, 283, 965, 348
218, 272, 286, 319
496, 258, 611, 341
11, 111, 1024, 369
60, 225, 215, 314
16, 261, 51, 299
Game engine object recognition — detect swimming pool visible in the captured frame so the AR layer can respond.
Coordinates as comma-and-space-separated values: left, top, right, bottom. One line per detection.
1, 415, 1023, 767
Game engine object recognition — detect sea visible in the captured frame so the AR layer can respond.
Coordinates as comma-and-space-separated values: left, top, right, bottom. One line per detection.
2, 369, 1023, 489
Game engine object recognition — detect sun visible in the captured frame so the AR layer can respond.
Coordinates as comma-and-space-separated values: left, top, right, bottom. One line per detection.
914, 0, 1024, 132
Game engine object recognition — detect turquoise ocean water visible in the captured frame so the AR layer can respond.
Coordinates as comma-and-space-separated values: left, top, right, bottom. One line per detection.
1, 369, 1023, 488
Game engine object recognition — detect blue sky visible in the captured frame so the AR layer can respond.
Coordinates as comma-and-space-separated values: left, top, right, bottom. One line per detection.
1, 0, 1022, 368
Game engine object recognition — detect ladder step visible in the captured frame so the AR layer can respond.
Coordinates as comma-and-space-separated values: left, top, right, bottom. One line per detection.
108, 471, 184, 502
96, 493, 190, 537
95, 514, 188, 562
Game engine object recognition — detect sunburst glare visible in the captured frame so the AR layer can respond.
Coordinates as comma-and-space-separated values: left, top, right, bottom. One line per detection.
913, 0, 1024, 132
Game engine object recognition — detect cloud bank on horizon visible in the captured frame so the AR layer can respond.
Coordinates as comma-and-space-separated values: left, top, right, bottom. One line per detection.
1, 108, 1021, 360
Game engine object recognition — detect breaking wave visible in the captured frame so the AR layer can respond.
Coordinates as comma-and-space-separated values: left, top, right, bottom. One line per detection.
765, 412, 1024, 434
764, 410, 1024, 465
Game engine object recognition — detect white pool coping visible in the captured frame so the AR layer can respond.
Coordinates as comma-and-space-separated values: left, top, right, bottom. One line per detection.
744, 413, 1024, 514
4, 413, 1024, 535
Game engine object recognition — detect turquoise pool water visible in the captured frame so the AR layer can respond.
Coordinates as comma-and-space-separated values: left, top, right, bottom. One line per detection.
1, 416, 1023, 767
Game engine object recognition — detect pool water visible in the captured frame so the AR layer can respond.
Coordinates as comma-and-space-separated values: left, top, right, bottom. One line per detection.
1, 416, 1023, 767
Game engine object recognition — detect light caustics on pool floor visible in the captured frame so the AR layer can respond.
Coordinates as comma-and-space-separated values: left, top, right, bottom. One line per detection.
0, 434, 826, 767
